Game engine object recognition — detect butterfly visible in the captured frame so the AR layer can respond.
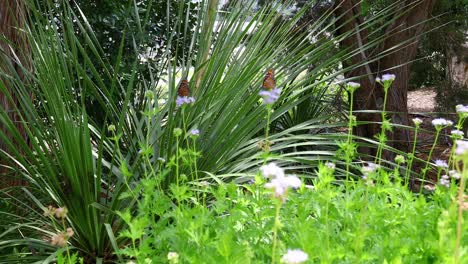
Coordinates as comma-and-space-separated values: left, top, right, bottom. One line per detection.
262, 68, 276, 90
178, 79, 191, 97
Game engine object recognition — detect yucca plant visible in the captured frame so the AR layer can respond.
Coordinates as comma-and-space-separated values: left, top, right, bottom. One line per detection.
0, 0, 426, 262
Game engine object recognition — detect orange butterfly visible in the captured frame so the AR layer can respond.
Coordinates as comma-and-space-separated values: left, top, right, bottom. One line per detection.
262, 69, 276, 90
178, 79, 190, 97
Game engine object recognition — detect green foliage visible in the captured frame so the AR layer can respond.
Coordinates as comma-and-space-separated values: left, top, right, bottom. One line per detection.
117, 162, 467, 263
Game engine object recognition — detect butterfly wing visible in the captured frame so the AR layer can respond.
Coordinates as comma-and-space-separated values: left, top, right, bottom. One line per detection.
178, 80, 191, 96
262, 69, 276, 90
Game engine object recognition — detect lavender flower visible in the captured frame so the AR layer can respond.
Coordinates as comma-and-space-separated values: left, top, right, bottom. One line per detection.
455, 140, 468, 156
381, 73, 396, 82
281, 249, 309, 264
434, 159, 448, 168
439, 175, 450, 188
189, 129, 200, 136
176, 96, 195, 107
260, 163, 285, 179
259, 88, 282, 105
265, 175, 301, 199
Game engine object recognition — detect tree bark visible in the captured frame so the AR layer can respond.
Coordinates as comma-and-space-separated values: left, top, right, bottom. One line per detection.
334, 0, 436, 157
0, 0, 30, 186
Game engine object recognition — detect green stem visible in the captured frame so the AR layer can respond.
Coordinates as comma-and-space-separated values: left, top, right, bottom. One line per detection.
420, 129, 441, 193
375, 89, 389, 166
405, 126, 419, 187
271, 200, 281, 264
346, 91, 354, 182
455, 158, 467, 264
62, 219, 72, 264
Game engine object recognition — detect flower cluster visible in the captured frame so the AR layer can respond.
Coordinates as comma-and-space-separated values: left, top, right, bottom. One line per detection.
346, 81, 360, 92
44, 206, 68, 219
412, 118, 423, 126
434, 159, 448, 168
167, 252, 179, 263
455, 140, 468, 156
431, 118, 453, 128
51, 228, 74, 247
176, 96, 195, 107
451, 130, 464, 138
376, 73, 396, 83
449, 170, 460, 180
439, 175, 450, 188
456, 104, 468, 114
281, 249, 309, 264
259, 88, 282, 105
189, 128, 200, 137
261, 163, 301, 202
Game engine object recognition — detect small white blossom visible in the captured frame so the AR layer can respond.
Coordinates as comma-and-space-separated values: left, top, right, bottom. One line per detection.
346, 82, 360, 92
451, 130, 464, 137
325, 162, 336, 170
455, 140, 468, 156
167, 252, 179, 263
449, 170, 460, 179
431, 118, 450, 127
362, 162, 379, 175
412, 118, 423, 126
434, 159, 448, 168
260, 163, 285, 179
265, 175, 301, 199
456, 104, 468, 113
281, 249, 309, 264
440, 175, 450, 188
381, 73, 396, 82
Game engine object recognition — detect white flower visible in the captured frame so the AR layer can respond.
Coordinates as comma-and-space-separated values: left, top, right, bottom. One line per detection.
434, 159, 448, 168
189, 129, 200, 136
265, 175, 301, 200
449, 170, 460, 179
325, 162, 336, 170
456, 104, 468, 113
281, 249, 309, 264
412, 118, 423, 126
167, 252, 179, 263
362, 162, 379, 175
259, 88, 282, 104
260, 163, 285, 179
451, 130, 464, 137
381, 73, 396, 82
431, 118, 450, 127
346, 82, 360, 92
440, 175, 450, 188
455, 140, 468, 156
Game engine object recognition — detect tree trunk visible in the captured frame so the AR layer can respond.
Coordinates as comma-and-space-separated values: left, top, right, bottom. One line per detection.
334, 0, 436, 158
0, 0, 30, 187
